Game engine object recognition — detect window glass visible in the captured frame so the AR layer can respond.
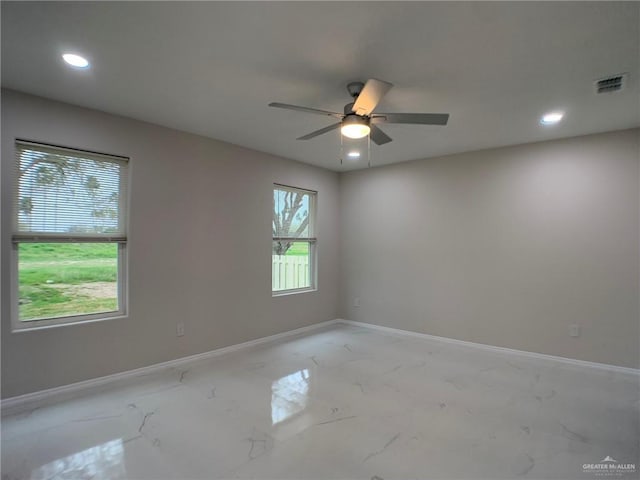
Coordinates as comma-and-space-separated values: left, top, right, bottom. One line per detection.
272, 185, 316, 293
13, 141, 128, 329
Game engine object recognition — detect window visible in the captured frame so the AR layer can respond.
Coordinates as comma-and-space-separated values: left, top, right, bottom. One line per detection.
12, 141, 129, 329
272, 184, 316, 294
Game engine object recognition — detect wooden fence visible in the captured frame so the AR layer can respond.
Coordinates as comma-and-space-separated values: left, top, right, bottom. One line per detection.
272, 255, 310, 291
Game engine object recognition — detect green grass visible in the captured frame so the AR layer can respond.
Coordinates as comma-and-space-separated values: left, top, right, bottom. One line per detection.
19, 242, 117, 262
283, 242, 309, 256
20, 264, 117, 285
20, 296, 117, 320
19, 243, 118, 321
19, 241, 308, 322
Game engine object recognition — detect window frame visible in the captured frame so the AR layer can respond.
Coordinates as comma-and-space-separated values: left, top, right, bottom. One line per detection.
272, 183, 317, 296
10, 140, 130, 332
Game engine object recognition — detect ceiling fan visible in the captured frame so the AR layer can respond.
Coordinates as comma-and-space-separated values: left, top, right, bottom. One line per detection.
269, 79, 449, 145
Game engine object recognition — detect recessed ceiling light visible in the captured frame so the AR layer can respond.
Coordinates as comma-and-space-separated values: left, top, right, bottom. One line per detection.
347, 151, 360, 158
540, 111, 563, 126
62, 53, 90, 69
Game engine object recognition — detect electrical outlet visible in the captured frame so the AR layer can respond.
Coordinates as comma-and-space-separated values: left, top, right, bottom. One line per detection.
353, 297, 360, 307
176, 322, 185, 337
569, 324, 580, 337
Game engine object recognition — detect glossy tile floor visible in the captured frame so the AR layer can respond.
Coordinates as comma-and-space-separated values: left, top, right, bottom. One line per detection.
2, 324, 639, 480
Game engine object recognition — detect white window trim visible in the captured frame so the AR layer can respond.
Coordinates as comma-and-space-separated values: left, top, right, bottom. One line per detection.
10, 140, 130, 332
272, 184, 317, 295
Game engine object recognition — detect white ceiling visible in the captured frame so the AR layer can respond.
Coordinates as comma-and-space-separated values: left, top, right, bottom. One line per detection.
2, 2, 638, 171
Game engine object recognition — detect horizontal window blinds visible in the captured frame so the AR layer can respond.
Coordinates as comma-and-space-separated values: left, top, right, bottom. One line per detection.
13, 141, 129, 242
272, 185, 316, 241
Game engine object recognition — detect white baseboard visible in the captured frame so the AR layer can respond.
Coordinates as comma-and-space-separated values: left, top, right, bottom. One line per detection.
1, 319, 340, 417
336, 319, 640, 376
4, 317, 637, 417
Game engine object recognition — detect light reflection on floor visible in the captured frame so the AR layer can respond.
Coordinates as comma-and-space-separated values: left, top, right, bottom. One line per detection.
271, 368, 310, 425
30, 438, 125, 480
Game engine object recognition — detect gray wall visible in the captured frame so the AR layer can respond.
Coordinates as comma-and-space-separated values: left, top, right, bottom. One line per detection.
340, 129, 639, 369
2, 90, 638, 400
1, 89, 340, 398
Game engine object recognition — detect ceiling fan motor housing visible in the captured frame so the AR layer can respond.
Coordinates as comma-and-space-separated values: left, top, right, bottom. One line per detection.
344, 102, 357, 115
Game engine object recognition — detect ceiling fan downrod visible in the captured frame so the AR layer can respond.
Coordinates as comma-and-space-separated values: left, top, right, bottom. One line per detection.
346, 81, 365, 99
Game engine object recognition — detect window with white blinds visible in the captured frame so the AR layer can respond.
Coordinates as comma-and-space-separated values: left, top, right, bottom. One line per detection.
14, 141, 128, 242
12, 141, 129, 329
272, 184, 317, 293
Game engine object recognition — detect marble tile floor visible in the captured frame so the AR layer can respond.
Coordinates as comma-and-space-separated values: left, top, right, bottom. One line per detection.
1, 324, 638, 480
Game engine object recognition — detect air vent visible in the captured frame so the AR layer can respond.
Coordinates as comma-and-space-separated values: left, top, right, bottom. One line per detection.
595, 74, 626, 94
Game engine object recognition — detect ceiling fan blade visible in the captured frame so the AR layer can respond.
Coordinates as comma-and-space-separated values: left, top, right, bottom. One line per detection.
351, 79, 393, 116
373, 113, 449, 125
269, 102, 343, 118
297, 122, 341, 140
369, 124, 392, 145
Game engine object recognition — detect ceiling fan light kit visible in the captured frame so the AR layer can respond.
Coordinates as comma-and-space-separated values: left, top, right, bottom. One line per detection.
341, 115, 370, 139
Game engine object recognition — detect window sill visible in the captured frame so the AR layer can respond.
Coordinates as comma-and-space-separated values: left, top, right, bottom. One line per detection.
12, 313, 127, 333
272, 287, 317, 297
